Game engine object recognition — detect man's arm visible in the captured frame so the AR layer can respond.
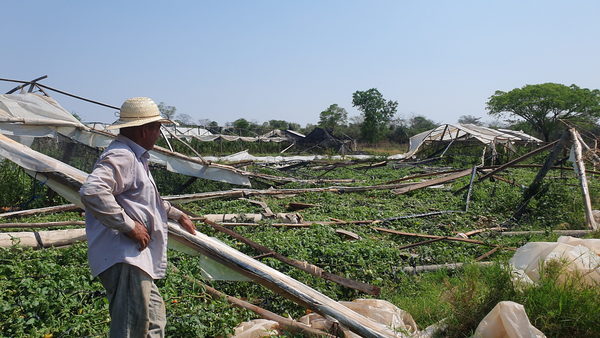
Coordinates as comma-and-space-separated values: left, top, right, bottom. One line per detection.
163, 200, 196, 235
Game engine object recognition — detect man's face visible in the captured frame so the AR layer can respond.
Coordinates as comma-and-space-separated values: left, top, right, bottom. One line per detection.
140, 122, 162, 150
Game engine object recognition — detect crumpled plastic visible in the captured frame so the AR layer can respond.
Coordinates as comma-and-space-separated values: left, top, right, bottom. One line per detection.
473, 301, 545, 338
298, 298, 417, 337
509, 236, 600, 285
231, 319, 279, 338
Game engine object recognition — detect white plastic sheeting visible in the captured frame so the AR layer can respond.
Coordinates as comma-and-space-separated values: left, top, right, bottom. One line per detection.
202, 149, 376, 163
232, 319, 279, 338
0, 94, 85, 128
0, 93, 251, 186
90, 122, 293, 143
474, 301, 545, 338
509, 236, 600, 285
405, 123, 543, 158
298, 299, 417, 337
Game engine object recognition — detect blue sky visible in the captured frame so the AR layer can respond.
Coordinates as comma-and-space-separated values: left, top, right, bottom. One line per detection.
2, 1, 599, 126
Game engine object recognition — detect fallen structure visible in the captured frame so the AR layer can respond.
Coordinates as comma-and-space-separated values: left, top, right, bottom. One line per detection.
0, 132, 398, 337
398, 123, 542, 160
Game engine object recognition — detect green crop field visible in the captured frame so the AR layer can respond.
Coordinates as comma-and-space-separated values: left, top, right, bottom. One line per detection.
0, 153, 599, 337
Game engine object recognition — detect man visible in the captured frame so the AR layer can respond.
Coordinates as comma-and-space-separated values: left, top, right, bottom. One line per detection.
80, 97, 196, 337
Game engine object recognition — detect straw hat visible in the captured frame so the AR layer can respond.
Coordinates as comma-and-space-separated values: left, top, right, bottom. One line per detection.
107, 97, 175, 129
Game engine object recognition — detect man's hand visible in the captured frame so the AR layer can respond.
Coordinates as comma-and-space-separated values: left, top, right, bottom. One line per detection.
178, 214, 196, 235
125, 221, 150, 251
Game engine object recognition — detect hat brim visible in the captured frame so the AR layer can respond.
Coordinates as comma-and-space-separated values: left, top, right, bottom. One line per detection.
106, 115, 177, 129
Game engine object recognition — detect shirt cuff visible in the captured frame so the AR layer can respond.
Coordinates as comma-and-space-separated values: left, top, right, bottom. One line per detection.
121, 213, 137, 233
167, 205, 185, 221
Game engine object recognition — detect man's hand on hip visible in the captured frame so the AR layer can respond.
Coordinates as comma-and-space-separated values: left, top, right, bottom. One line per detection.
178, 214, 197, 235
126, 221, 150, 250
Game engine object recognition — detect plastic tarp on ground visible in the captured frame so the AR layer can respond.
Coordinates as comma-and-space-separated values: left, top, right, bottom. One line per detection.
509, 236, 600, 285
474, 301, 545, 338
0, 93, 251, 186
405, 123, 543, 158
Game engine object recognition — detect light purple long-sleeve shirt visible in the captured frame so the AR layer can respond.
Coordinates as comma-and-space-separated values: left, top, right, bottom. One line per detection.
80, 135, 183, 279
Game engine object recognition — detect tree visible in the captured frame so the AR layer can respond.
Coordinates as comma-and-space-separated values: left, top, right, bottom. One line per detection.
157, 102, 177, 120
487, 83, 600, 141
352, 88, 398, 143
408, 115, 437, 134
268, 120, 290, 130
318, 104, 348, 131
458, 115, 483, 126
175, 113, 193, 126
197, 118, 212, 127
231, 118, 254, 136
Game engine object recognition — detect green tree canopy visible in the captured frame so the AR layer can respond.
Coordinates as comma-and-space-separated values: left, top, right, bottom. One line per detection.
318, 104, 348, 131
352, 88, 398, 143
487, 83, 600, 141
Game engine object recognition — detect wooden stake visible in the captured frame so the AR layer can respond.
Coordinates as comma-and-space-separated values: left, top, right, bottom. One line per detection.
570, 128, 598, 230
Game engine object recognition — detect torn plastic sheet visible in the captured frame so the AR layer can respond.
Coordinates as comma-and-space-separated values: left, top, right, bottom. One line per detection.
202, 149, 378, 163
58, 127, 251, 186
0, 133, 247, 281
509, 236, 600, 285
474, 301, 545, 338
0, 93, 85, 128
0, 93, 250, 186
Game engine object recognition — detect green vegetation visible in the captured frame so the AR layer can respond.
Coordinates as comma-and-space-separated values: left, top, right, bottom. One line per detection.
0, 154, 599, 336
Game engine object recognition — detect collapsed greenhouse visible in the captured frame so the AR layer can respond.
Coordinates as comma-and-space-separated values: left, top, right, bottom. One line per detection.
0, 77, 599, 337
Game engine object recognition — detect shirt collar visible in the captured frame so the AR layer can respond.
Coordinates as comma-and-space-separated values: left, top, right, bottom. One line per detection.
116, 134, 149, 160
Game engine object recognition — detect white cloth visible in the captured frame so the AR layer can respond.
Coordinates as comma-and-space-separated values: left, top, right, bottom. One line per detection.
80, 135, 183, 279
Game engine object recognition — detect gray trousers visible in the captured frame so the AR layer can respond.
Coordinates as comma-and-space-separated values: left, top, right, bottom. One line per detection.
99, 263, 166, 338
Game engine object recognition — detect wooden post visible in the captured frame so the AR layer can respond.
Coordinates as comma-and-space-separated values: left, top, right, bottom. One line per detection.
512, 130, 570, 222
570, 129, 598, 230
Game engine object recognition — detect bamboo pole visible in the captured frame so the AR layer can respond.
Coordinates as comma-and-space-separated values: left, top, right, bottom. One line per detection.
499, 230, 592, 237
402, 261, 493, 274
570, 128, 598, 230
512, 130, 570, 222
392, 169, 472, 194
455, 140, 560, 193
0, 220, 84, 229
372, 227, 515, 250
0, 228, 86, 248
0, 204, 79, 218
168, 224, 397, 337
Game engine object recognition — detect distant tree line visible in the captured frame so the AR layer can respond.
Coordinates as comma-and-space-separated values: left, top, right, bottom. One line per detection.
157, 82, 600, 145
